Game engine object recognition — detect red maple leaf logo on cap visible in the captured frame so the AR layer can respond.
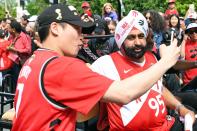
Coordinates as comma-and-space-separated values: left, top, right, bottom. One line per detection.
115, 34, 120, 40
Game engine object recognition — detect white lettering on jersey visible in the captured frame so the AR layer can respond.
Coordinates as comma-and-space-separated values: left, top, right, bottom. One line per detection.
120, 79, 164, 126
148, 94, 165, 117
15, 83, 24, 117
120, 90, 150, 126
151, 78, 163, 93
19, 65, 31, 79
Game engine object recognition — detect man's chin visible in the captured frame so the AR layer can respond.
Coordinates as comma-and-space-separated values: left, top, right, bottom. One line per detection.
128, 53, 144, 59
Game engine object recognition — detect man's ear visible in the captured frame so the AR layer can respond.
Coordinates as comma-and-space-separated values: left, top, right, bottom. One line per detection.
50, 22, 59, 36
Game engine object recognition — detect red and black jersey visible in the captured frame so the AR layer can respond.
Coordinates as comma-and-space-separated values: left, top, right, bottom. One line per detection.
91, 52, 175, 131
108, 52, 172, 130
12, 49, 112, 131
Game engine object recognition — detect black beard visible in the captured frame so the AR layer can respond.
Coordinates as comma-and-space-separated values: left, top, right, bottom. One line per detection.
122, 43, 147, 59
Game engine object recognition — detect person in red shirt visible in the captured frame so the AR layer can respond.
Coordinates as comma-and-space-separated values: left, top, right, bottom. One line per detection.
7, 20, 31, 65
165, 0, 179, 18
181, 23, 197, 87
81, 1, 92, 16
0, 29, 13, 71
5, 20, 31, 91
12, 4, 181, 131
91, 10, 196, 131
80, 1, 94, 23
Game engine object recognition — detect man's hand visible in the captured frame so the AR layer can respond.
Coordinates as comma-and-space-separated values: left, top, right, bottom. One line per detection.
179, 106, 196, 124
159, 38, 181, 68
7, 46, 17, 53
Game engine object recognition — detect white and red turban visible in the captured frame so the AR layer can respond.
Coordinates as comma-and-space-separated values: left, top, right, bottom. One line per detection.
115, 10, 149, 48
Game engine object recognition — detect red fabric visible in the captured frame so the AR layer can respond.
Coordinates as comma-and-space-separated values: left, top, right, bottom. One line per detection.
0, 40, 13, 70
12, 49, 112, 131
182, 40, 197, 85
97, 102, 109, 130
165, 9, 179, 17
85, 10, 92, 17
81, 1, 90, 8
7, 52, 19, 64
10, 32, 32, 64
102, 52, 174, 131
168, 0, 176, 3
13, 32, 31, 54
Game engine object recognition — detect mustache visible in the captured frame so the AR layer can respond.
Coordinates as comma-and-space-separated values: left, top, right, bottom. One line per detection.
130, 45, 145, 50
122, 43, 148, 59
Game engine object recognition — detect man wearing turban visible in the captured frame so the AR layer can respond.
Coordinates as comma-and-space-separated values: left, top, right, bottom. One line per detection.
91, 10, 196, 131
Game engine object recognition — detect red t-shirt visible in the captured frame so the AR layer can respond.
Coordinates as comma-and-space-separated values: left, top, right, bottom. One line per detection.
12, 32, 31, 54
10, 32, 32, 64
12, 49, 113, 131
0, 40, 13, 70
165, 9, 179, 17
183, 40, 197, 85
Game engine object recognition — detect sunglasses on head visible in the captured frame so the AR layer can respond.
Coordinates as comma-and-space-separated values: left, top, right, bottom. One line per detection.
188, 30, 197, 35
126, 33, 145, 40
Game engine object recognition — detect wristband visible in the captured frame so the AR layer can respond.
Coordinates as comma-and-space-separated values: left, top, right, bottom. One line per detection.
175, 103, 184, 115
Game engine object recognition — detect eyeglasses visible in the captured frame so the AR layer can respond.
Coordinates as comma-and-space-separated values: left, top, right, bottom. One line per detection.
126, 33, 145, 40
189, 30, 197, 35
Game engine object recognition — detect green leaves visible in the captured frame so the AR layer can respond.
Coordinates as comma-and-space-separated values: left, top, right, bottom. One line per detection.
26, 0, 49, 15
0, 0, 196, 20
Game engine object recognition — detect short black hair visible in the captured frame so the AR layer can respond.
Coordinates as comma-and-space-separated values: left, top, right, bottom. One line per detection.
10, 20, 22, 33
37, 22, 66, 43
37, 24, 50, 43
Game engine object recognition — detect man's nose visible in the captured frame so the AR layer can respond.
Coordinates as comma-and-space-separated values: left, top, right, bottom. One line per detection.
133, 37, 141, 45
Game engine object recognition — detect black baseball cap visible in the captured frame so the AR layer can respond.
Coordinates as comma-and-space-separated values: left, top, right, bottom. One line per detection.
37, 4, 95, 28
185, 23, 197, 34
94, 17, 110, 35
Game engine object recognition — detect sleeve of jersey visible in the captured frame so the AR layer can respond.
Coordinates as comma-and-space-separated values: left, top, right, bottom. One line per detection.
44, 57, 113, 115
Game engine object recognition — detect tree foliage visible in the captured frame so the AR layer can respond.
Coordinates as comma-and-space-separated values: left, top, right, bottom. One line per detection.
66, 0, 197, 18
0, 0, 196, 19
26, 0, 50, 15
0, 0, 17, 19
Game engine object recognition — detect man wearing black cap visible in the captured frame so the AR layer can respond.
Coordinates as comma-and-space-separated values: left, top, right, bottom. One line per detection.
12, 4, 181, 131
181, 23, 197, 87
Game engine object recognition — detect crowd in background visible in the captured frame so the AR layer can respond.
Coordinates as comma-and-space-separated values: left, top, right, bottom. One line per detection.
78, 0, 197, 94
